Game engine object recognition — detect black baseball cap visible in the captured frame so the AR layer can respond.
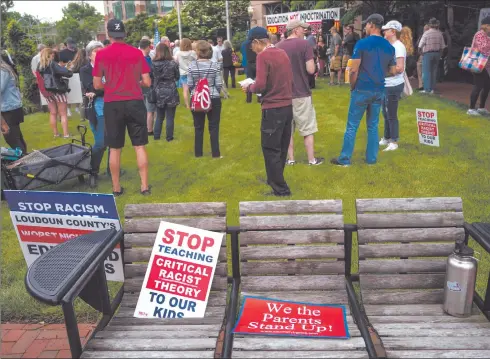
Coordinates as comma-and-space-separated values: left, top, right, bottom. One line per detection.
107, 18, 126, 38
483, 16, 490, 25
66, 37, 76, 45
362, 13, 384, 26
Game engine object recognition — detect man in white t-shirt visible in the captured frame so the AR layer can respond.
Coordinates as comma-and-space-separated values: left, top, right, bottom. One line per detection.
379, 20, 406, 152
210, 39, 227, 98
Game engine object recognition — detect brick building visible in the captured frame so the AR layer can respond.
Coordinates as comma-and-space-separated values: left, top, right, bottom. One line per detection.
103, 0, 180, 21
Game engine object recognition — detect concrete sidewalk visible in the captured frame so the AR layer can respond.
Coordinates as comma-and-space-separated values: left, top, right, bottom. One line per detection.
411, 79, 481, 110
1, 323, 96, 358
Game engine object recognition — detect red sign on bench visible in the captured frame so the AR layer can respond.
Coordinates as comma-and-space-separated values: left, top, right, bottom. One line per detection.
233, 296, 350, 339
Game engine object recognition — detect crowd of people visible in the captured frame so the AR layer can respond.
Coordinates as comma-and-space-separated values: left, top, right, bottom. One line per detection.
0, 12, 486, 197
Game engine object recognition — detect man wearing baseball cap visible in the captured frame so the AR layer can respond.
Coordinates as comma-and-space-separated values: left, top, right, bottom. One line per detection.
59, 37, 77, 65
331, 13, 396, 167
93, 18, 152, 196
241, 27, 294, 196
276, 19, 324, 166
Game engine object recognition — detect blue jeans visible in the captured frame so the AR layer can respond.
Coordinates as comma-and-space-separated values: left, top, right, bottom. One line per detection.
89, 115, 106, 173
154, 105, 176, 140
338, 89, 385, 165
422, 52, 440, 92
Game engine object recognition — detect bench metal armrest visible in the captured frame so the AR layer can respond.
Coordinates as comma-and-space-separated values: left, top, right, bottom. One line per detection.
464, 222, 490, 319
25, 229, 124, 358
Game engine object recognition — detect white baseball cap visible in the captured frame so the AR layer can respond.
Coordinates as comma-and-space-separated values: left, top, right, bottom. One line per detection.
382, 20, 402, 32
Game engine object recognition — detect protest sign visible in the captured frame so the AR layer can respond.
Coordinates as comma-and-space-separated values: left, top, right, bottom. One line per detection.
233, 296, 350, 339
134, 221, 224, 319
265, 8, 340, 34
416, 108, 440, 147
4, 190, 124, 282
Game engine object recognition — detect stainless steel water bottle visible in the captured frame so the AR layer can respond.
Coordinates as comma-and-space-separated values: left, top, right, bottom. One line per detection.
443, 239, 478, 317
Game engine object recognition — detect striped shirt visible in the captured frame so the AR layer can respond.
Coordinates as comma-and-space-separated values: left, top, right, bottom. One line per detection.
188, 60, 222, 99
419, 28, 446, 54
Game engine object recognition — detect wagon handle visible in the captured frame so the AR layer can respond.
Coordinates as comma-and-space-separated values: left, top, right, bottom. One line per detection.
77, 125, 87, 146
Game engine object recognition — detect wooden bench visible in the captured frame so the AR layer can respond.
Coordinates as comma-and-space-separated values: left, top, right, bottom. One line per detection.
231, 200, 371, 358
81, 202, 229, 359
355, 197, 490, 358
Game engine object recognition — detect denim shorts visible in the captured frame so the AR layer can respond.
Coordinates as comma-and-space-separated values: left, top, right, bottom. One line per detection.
179, 75, 188, 87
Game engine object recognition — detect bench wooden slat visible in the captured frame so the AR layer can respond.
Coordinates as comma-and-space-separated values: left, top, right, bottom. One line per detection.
241, 261, 345, 276
124, 276, 227, 292
86, 338, 218, 351
359, 259, 447, 273
82, 351, 215, 358
116, 306, 225, 318
377, 328, 490, 337
232, 351, 368, 358
241, 291, 349, 304
240, 245, 345, 260
374, 322, 490, 330
358, 228, 465, 244
239, 200, 342, 215
357, 213, 464, 229
368, 315, 488, 323
240, 214, 344, 230
355, 198, 463, 213
120, 292, 227, 308
124, 247, 227, 263
108, 316, 223, 326
360, 274, 445, 289
104, 324, 222, 331
381, 337, 490, 350
124, 233, 227, 248
125, 263, 228, 278
125, 217, 227, 232
232, 337, 366, 350
95, 330, 219, 339
241, 275, 346, 291
361, 289, 444, 304
386, 350, 490, 358
125, 202, 226, 218
359, 243, 453, 259
239, 230, 344, 245
364, 304, 481, 316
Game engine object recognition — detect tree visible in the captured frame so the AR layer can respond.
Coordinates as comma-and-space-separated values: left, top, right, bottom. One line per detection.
124, 13, 154, 46
55, 2, 103, 45
5, 21, 39, 113
182, 0, 250, 40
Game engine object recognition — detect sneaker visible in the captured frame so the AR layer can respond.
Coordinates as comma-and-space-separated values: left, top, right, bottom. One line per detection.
286, 160, 296, 166
67, 108, 72, 117
309, 157, 325, 165
467, 109, 481, 116
330, 158, 350, 167
477, 108, 490, 116
379, 138, 389, 146
383, 143, 399, 151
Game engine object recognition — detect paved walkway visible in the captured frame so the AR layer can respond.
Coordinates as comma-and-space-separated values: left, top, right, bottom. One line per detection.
1, 323, 96, 358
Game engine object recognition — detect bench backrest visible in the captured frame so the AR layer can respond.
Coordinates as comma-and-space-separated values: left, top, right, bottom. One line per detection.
123, 202, 228, 295
239, 200, 346, 299
356, 197, 465, 305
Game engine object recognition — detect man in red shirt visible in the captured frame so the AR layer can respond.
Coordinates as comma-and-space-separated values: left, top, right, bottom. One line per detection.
241, 27, 293, 196
93, 19, 152, 196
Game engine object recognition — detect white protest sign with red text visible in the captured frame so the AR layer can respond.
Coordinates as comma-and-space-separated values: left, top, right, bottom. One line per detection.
4, 190, 124, 282
134, 221, 224, 319
416, 108, 439, 147
233, 296, 350, 339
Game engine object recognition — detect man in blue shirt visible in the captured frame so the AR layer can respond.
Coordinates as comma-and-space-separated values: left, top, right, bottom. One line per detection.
331, 14, 396, 166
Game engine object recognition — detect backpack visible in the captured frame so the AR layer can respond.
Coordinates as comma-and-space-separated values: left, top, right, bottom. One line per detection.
232, 50, 241, 67
191, 62, 213, 112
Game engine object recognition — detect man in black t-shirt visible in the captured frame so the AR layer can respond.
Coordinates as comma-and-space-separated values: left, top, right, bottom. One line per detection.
342, 25, 358, 72
59, 37, 77, 65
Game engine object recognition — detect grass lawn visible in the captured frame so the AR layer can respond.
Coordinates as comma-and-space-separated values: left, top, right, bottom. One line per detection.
1, 79, 490, 322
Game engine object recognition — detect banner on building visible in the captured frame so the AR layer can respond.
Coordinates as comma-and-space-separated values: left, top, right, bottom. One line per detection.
233, 296, 350, 339
133, 221, 224, 319
265, 8, 341, 34
416, 108, 440, 147
4, 190, 124, 282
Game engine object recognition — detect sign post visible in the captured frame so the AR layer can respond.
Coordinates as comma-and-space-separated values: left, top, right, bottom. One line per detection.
233, 296, 350, 339
416, 108, 440, 147
4, 190, 124, 282
134, 221, 224, 319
